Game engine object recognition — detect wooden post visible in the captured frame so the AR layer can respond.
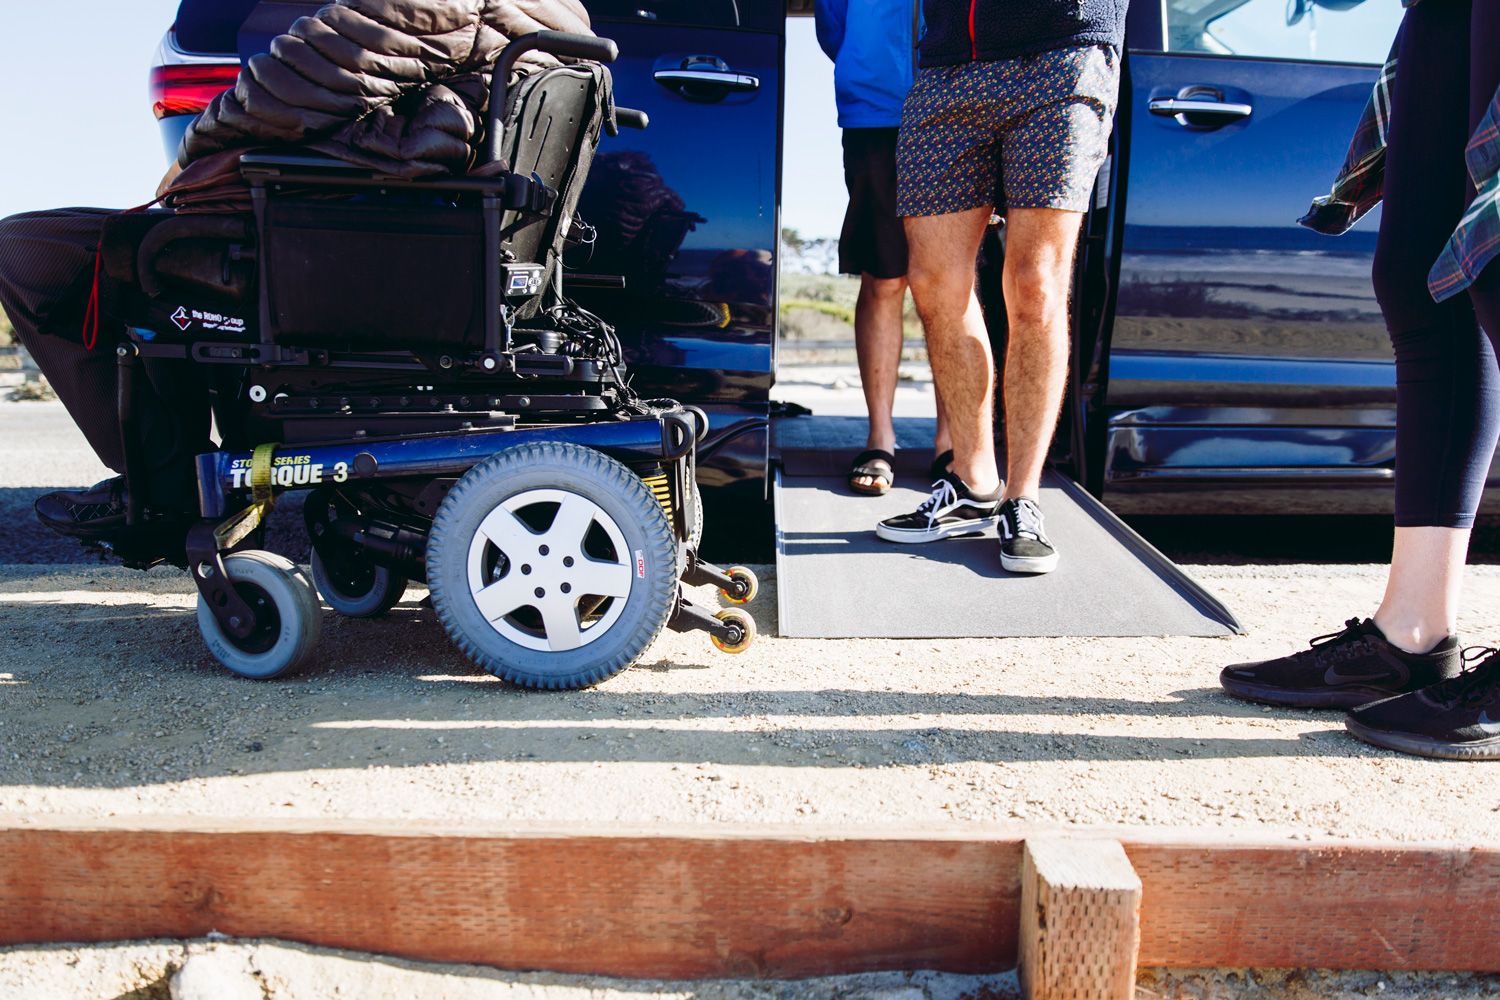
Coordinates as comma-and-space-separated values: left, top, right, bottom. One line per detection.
1019, 837, 1142, 1000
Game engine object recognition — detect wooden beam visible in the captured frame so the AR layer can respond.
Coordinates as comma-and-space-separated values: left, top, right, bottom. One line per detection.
1125, 839, 1500, 972
1019, 837, 1141, 1000
5, 818, 1500, 978
0, 817, 1022, 980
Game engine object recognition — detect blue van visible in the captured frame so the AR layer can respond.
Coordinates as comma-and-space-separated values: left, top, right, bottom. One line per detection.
150, 0, 1496, 546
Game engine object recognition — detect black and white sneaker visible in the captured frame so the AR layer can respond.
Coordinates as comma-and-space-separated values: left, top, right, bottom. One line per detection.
998, 497, 1058, 574
875, 473, 1000, 544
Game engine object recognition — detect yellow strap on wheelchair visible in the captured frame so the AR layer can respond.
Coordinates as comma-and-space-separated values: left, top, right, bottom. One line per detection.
250, 443, 278, 510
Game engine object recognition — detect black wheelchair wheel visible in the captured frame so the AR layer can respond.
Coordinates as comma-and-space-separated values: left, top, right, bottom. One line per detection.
425, 441, 678, 690
311, 548, 408, 619
195, 551, 322, 680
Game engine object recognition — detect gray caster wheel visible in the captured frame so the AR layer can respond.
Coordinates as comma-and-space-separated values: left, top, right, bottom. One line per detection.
311, 548, 408, 618
426, 441, 677, 689
196, 551, 322, 680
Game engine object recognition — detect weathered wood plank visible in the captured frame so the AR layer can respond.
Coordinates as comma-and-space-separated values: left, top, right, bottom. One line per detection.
1125, 841, 1500, 972
1019, 837, 1141, 1000
6, 818, 1500, 977
0, 818, 1023, 979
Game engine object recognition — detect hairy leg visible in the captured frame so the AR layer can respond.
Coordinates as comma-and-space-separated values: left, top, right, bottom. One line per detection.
999, 207, 1083, 500
933, 378, 952, 462
852, 273, 908, 489
904, 206, 1000, 494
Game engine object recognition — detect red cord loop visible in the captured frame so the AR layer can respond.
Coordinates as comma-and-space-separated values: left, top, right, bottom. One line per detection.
82, 197, 163, 350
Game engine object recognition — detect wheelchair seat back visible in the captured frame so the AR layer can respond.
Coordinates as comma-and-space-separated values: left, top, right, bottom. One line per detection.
258, 61, 611, 351
108, 61, 612, 353
498, 63, 612, 284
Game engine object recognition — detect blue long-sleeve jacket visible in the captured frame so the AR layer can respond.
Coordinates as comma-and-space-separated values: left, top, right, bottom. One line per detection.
814, 0, 917, 129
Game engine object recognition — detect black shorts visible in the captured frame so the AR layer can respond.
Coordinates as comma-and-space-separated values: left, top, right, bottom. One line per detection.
839, 127, 909, 280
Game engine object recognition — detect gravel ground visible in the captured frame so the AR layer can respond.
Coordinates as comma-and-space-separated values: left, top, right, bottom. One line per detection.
6, 398, 1500, 997
4, 557, 1499, 839
3, 398, 1500, 838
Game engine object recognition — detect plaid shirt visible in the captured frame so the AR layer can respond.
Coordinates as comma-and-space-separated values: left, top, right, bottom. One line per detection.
1300, 0, 1500, 303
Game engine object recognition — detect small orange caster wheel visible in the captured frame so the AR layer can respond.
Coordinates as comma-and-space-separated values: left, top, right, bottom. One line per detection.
720, 566, 759, 605
711, 608, 756, 654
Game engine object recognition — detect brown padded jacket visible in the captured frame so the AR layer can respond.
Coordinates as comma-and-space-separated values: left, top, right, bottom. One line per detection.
177, 0, 591, 178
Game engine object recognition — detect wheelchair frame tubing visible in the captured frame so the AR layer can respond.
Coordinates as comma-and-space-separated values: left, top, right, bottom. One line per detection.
194, 412, 698, 519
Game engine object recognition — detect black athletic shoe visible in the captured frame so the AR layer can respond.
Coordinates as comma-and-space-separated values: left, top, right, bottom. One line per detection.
875, 472, 1000, 544
1346, 647, 1500, 760
34, 477, 129, 537
1219, 617, 1463, 710
998, 497, 1058, 574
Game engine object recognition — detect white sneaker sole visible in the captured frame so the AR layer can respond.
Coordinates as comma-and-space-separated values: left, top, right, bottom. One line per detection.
1000, 550, 1059, 574
876, 515, 999, 544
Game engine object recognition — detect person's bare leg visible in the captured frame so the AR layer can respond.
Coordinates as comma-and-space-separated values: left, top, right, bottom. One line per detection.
851, 273, 908, 490
932, 378, 953, 467
905, 206, 1000, 494
1374, 527, 1471, 652
999, 207, 1083, 500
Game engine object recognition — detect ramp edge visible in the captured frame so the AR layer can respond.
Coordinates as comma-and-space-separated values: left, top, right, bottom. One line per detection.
773, 464, 790, 638
1053, 475, 1244, 636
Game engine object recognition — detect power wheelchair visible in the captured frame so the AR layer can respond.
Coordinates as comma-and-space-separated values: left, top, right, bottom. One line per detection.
95, 31, 758, 688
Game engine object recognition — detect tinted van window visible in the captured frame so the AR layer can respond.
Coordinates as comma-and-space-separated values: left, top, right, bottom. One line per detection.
585, 1, 741, 28
174, 0, 262, 53
1165, 0, 1403, 64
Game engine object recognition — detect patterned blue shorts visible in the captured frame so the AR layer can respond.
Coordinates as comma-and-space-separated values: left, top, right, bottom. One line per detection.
896, 45, 1121, 217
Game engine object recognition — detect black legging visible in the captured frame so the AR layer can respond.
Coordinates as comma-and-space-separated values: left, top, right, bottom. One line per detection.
1372, 0, 1500, 529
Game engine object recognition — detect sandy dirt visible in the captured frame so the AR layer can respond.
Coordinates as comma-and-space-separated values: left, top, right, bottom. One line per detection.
5, 401, 1500, 997
3, 939, 1499, 1000
3, 557, 1499, 839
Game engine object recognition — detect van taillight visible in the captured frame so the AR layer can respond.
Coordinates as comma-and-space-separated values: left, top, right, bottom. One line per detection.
149, 63, 240, 120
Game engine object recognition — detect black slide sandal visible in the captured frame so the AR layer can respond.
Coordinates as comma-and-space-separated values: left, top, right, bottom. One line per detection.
848, 449, 895, 496
929, 449, 954, 482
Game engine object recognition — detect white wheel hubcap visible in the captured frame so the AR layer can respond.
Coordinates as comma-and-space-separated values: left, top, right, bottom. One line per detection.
465, 488, 634, 653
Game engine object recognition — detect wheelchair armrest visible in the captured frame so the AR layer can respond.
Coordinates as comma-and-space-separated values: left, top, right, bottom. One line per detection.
137, 215, 254, 299
615, 108, 649, 131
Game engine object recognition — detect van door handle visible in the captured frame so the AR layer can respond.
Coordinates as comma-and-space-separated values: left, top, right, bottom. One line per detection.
654, 68, 761, 98
1148, 97, 1253, 127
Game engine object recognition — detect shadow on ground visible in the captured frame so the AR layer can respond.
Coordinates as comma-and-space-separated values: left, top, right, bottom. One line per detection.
0, 585, 1375, 791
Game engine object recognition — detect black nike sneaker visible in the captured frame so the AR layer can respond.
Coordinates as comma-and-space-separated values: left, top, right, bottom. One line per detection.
998, 497, 1058, 574
1219, 617, 1463, 710
875, 472, 1000, 544
1346, 647, 1500, 760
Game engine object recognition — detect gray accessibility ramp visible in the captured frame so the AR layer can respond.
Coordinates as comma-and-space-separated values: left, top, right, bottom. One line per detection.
773, 417, 1240, 639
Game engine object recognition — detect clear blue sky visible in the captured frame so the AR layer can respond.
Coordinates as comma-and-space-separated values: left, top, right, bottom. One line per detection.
0, 5, 849, 239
